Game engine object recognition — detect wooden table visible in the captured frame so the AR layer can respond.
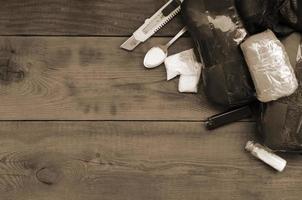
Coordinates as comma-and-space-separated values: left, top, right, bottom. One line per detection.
0, 1, 301, 199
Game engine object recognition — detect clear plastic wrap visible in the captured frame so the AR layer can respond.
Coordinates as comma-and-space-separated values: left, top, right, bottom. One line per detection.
164, 49, 202, 93
240, 30, 298, 102
258, 35, 302, 152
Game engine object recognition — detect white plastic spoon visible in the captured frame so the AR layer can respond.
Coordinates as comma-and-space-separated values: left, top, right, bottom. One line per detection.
144, 26, 188, 69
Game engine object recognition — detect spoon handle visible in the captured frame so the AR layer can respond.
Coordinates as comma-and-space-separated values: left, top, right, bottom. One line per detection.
166, 26, 188, 48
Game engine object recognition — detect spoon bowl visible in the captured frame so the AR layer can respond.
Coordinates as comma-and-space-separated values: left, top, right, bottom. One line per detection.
143, 27, 187, 69
144, 46, 168, 68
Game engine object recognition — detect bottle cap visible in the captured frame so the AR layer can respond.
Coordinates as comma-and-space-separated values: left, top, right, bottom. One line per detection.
245, 141, 255, 152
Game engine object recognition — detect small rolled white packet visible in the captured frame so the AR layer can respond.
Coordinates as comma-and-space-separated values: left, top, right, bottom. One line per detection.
164, 49, 203, 93
241, 30, 298, 102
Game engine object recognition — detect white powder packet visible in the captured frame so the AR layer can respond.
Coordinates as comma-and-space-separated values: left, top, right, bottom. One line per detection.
241, 30, 298, 102
164, 49, 203, 93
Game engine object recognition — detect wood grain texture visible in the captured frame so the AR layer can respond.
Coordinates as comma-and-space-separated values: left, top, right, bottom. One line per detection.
0, 121, 301, 200
0, 1, 300, 199
0, 36, 222, 120
0, 0, 184, 36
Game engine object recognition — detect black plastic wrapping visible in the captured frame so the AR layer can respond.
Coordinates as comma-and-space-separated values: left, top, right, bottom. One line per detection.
279, 0, 302, 32
181, 0, 256, 107
259, 34, 302, 152
235, 0, 302, 36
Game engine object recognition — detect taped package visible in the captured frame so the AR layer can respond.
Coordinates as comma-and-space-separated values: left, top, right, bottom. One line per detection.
181, 0, 256, 107
258, 34, 302, 152
240, 30, 298, 102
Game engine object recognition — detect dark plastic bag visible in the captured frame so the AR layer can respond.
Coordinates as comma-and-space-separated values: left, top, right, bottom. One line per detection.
235, 0, 302, 36
181, 0, 256, 107
259, 34, 302, 152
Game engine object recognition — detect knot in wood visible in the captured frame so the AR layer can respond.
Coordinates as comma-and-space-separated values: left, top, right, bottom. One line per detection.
36, 167, 60, 185
0, 58, 25, 84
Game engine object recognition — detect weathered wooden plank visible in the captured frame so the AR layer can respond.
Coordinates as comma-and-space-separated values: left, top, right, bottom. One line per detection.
0, 0, 184, 36
0, 121, 301, 200
0, 36, 221, 120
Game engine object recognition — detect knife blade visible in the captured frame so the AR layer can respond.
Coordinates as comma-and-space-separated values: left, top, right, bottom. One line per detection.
121, 0, 184, 51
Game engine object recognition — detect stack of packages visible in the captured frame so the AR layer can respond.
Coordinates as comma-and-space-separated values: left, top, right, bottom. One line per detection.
182, 0, 302, 172
121, 0, 302, 172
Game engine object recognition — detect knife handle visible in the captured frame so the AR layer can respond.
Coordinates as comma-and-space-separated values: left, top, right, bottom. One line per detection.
133, 0, 182, 41
205, 105, 253, 130
162, 0, 182, 16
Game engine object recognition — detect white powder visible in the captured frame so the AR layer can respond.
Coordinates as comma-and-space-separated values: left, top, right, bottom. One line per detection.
144, 47, 167, 68
164, 49, 203, 93
207, 15, 236, 32
241, 30, 298, 102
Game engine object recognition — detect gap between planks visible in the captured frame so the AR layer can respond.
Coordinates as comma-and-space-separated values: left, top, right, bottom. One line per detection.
0, 121, 301, 200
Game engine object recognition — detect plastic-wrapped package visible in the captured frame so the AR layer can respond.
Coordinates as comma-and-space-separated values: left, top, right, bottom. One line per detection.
240, 30, 298, 102
282, 32, 302, 66
181, 0, 256, 107
164, 49, 202, 93
235, 0, 302, 36
258, 33, 302, 152
279, 0, 302, 33
235, 0, 294, 36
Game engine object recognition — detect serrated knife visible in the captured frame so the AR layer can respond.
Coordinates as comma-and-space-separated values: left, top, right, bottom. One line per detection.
121, 0, 184, 51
